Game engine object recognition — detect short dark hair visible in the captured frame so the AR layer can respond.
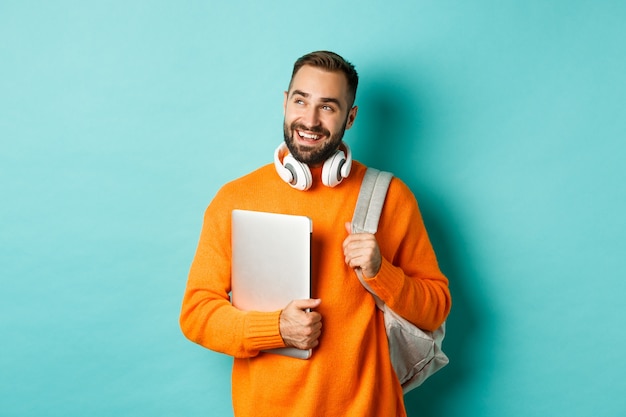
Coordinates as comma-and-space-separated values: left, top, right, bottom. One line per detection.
289, 51, 359, 108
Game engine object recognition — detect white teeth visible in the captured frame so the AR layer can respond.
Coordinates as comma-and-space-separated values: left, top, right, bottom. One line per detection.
298, 131, 319, 140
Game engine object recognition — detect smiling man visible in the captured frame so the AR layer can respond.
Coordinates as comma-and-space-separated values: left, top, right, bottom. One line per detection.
283, 64, 357, 166
180, 51, 451, 417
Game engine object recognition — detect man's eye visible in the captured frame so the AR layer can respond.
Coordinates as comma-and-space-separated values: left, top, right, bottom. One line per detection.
295, 99, 305, 105
322, 105, 334, 111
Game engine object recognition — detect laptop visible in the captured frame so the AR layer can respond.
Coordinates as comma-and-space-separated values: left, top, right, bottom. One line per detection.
231, 209, 312, 359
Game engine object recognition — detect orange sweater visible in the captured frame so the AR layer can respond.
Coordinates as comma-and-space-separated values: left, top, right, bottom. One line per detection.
180, 161, 451, 417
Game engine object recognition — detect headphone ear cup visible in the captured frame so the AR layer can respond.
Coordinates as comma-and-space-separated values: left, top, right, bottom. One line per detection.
321, 149, 347, 188
283, 154, 313, 191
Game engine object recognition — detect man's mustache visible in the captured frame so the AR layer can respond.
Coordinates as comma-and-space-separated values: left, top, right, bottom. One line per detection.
291, 123, 330, 137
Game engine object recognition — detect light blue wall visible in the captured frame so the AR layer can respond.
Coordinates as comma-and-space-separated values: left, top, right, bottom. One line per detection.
2, 1, 625, 416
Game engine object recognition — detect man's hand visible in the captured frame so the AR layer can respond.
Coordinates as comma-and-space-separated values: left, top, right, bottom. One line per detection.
343, 222, 382, 278
279, 299, 322, 350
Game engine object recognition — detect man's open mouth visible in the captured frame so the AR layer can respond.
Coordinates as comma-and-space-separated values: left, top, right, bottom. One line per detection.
297, 130, 322, 141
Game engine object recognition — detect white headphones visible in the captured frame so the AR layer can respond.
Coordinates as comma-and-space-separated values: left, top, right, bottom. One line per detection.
273, 142, 352, 191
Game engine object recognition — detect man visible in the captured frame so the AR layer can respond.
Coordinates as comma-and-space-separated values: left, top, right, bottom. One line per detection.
180, 51, 451, 417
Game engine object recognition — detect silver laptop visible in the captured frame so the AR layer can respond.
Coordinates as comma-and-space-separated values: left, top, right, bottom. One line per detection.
231, 209, 312, 359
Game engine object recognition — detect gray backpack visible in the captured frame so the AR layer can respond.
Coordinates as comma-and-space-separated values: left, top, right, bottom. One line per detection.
351, 168, 448, 393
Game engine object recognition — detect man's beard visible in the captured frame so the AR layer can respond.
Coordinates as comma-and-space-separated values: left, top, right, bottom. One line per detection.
283, 120, 348, 166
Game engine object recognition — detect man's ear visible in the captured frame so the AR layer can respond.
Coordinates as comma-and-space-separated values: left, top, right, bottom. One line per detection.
283, 91, 288, 114
346, 106, 358, 130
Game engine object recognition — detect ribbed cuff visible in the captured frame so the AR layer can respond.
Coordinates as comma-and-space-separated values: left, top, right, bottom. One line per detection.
363, 258, 404, 305
244, 310, 286, 351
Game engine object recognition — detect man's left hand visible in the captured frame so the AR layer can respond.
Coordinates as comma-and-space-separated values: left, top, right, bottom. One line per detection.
343, 222, 382, 278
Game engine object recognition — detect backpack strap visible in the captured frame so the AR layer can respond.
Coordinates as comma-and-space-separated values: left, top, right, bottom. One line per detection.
351, 168, 394, 308
351, 168, 394, 235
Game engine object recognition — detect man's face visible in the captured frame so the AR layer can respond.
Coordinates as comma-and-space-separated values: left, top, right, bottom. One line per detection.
283, 65, 358, 166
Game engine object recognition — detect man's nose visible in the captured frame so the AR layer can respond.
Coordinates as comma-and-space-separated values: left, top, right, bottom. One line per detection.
302, 107, 321, 128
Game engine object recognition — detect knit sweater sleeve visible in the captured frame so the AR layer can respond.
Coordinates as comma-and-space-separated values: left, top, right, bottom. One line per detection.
362, 177, 451, 331
179, 186, 287, 358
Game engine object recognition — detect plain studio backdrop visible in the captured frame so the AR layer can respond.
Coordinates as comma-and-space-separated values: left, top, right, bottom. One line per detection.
1, 1, 625, 416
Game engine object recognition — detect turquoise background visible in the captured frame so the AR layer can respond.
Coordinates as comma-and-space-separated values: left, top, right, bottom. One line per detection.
2, 1, 625, 416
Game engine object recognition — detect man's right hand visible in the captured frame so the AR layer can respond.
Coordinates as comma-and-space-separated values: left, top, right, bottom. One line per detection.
279, 299, 322, 350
